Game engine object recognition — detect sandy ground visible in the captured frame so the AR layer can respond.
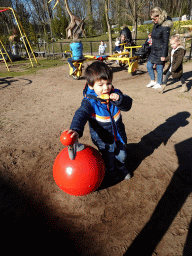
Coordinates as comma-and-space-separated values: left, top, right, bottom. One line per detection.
0, 59, 192, 255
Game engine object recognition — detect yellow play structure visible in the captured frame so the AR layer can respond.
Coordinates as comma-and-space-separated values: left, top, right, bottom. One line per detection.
0, 39, 12, 71
0, 7, 38, 71
65, 44, 142, 80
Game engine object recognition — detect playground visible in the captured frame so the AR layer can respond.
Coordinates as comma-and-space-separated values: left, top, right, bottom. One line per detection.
0, 59, 192, 255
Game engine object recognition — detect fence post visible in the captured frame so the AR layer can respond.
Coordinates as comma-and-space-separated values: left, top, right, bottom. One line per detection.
189, 39, 192, 61
44, 42, 47, 58
90, 41, 92, 55
52, 42, 54, 59
60, 42, 63, 55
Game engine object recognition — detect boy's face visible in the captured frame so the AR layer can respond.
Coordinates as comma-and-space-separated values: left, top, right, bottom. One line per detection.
170, 39, 179, 49
90, 79, 112, 96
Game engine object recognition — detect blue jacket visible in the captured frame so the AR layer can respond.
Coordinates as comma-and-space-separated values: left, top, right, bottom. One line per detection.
70, 84, 132, 146
70, 42, 83, 60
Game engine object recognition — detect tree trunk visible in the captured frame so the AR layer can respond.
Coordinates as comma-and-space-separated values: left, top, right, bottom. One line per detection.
105, 0, 112, 55
87, 0, 94, 35
132, 2, 137, 40
177, 1, 183, 34
45, 2, 53, 39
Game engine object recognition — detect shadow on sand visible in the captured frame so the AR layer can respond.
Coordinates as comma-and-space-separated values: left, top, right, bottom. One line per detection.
0, 77, 32, 89
123, 111, 192, 255
124, 137, 192, 255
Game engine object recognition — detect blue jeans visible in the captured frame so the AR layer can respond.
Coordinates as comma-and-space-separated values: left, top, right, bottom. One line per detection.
93, 139, 128, 176
147, 61, 163, 84
67, 57, 76, 71
68, 56, 83, 71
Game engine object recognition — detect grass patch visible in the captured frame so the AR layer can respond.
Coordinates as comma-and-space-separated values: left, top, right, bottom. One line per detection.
0, 57, 67, 77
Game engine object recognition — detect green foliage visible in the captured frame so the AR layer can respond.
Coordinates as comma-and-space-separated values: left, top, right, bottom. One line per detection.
27, 23, 37, 43
0, 35, 10, 45
136, 24, 153, 33
172, 20, 192, 31
131, 20, 192, 34
51, 4, 68, 39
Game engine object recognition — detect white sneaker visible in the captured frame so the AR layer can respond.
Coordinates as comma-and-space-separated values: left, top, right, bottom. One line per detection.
124, 172, 132, 180
147, 81, 156, 88
152, 83, 161, 89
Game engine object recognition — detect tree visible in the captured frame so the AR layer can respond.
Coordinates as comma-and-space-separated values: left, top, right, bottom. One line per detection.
14, 2, 31, 35
86, 0, 94, 35
122, 0, 151, 39
0, 0, 15, 36
52, 3, 68, 38
105, 0, 112, 54
29, 0, 53, 41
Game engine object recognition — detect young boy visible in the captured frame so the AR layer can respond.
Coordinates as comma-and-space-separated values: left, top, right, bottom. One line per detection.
65, 61, 133, 181
158, 34, 188, 93
98, 40, 107, 55
67, 35, 83, 75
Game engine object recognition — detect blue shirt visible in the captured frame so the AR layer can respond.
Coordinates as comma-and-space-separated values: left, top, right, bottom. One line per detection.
70, 42, 83, 60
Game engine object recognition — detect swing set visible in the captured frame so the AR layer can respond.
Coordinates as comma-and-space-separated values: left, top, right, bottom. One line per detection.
0, 7, 38, 71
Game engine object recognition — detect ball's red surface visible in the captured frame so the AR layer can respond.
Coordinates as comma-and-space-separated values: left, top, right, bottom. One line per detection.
60, 131, 76, 146
53, 145, 105, 196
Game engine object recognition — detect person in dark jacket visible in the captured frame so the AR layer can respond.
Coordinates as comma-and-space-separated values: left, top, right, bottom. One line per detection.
158, 34, 188, 93
146, 7, 173, 89
120, 25, 132, 45
65, 61, 133, 181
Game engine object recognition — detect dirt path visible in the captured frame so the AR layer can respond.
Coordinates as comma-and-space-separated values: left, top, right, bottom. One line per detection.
0, 60, 192, 255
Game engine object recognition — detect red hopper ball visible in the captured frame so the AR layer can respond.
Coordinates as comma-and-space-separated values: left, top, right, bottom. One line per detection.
60, 131, 76, 146
53, 144, 105, 196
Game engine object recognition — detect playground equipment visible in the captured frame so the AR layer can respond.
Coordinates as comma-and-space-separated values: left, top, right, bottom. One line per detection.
113, 43, 142, 73
0, 7, 38, 69
0, 39, 12, 72
65, 44, 142, 79
65, 50, 86, 79
53, 131, 105, 196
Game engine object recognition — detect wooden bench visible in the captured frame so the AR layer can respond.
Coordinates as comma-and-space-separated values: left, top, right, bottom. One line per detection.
34, 51, 46, 57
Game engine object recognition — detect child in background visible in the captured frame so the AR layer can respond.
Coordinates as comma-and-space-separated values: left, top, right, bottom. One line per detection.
147, 32, 152, 46
64, 61, 133, 182
158, 34, 188, 93
115, 37, 121, 52
67, 35, 83, 75
98, 40, 107, 55
119, 33, 129, 52
142, 32, 152, 56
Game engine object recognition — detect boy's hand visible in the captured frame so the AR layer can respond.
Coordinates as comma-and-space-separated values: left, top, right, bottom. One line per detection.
60, 130, 79, 146
64, 130, 79, 140
110, 93, 119, 101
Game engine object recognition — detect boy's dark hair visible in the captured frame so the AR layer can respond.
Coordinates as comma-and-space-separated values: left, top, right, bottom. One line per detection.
85, 61, 113, 86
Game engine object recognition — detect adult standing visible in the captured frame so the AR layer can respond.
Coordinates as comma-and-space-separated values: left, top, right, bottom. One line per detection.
146, 7, 173, 89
